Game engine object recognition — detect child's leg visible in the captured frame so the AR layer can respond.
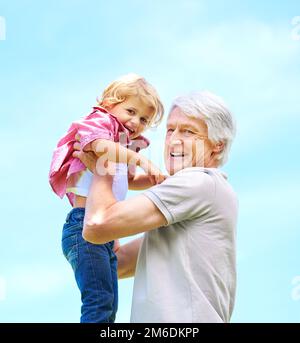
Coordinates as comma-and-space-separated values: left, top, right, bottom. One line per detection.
62, 208, 116, 323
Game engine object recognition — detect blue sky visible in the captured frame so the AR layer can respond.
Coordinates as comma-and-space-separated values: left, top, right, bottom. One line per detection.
0, 0, 300, 322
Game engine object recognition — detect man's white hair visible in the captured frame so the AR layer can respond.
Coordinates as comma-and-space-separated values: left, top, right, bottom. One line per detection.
170, 91, 236, 166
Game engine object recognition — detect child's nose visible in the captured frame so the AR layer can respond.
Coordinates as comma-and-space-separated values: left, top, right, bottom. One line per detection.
129, 117, 139, 128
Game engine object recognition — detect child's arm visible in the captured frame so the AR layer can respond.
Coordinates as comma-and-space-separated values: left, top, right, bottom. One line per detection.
90, 138, 144, 167
78, 136, 165, 184
128, 163, 168, 190
128, 173, 161, 190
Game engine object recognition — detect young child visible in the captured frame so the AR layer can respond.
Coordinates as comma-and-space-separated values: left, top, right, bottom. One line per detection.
49, 74, 165, 323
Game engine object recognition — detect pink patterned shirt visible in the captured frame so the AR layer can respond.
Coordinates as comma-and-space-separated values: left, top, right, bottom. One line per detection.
49, 106, 150, 205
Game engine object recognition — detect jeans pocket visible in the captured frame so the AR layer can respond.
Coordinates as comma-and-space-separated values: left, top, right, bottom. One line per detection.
62, 233, 78, 271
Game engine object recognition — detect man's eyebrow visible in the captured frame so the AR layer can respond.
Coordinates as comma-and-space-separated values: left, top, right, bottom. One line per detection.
167, 122, 199, 131
181, 123, 199, 131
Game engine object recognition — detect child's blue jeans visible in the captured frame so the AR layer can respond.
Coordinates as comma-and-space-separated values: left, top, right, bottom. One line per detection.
61, 208, 118, 323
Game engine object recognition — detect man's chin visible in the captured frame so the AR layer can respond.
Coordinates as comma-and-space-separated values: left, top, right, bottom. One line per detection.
166, 162, 185, 176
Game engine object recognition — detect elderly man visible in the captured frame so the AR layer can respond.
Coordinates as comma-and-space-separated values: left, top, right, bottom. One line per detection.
74, 91, 238, 323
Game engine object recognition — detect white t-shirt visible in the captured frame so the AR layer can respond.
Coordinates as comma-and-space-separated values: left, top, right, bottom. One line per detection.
66, 163, 128, 201
130, 167, 238, 323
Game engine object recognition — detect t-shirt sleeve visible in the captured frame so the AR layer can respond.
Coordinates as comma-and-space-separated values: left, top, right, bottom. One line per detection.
76, 112, 117, 150
143, 169, 215, 225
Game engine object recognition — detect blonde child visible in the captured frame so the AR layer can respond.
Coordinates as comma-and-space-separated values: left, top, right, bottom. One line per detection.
49, 74, 164, 322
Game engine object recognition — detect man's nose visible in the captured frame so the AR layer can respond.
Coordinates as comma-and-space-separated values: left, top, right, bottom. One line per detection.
169, 138, 182, 146
169, 128, 182, 143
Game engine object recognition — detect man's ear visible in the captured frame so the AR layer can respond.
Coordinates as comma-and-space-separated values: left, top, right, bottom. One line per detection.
213, 141, 224, 153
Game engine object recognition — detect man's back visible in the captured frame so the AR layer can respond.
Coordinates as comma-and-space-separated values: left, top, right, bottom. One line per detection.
130, 167, 238, 323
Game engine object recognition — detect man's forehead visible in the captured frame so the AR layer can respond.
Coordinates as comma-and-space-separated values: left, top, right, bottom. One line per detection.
167, 117, 192, 125
167, 109, 209, 135
167, 110, 189, 123
167, 112, 202, 127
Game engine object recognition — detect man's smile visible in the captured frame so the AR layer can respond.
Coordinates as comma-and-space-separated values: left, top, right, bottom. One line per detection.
170, 152, 185, 157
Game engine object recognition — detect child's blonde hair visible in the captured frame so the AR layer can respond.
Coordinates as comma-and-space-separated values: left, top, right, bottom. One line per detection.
97, 73, 164, 127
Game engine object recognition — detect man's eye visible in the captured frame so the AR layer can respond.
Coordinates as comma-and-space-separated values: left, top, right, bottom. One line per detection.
167, 129, 174, 133
184, 129, 194, 134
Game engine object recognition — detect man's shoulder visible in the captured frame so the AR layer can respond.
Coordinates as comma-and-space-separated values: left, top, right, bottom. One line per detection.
175, 167, 214, 176
173, 167, 217, 185
154, 167, 217, 198
176, 167, 230, 183
171, 167, 234, 198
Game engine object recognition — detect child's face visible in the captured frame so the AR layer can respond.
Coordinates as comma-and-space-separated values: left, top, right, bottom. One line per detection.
108, 97, 154, 139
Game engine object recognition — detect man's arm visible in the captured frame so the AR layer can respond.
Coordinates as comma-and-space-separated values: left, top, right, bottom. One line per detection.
116, 237, 144, 279
83, 173, 167, 244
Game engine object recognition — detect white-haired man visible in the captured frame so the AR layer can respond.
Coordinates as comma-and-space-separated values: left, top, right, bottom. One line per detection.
74, 91, 238, 323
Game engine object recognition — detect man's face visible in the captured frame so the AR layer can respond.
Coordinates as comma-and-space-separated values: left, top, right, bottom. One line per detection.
164, 107, 215, 175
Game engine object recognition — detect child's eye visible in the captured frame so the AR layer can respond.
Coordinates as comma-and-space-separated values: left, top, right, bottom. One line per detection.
141, 118, 149, 125
127, 109, 135, 115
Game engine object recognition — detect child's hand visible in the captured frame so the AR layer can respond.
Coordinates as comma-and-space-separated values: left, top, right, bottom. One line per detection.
149, 172, 168, 185
140, 160, 166, 185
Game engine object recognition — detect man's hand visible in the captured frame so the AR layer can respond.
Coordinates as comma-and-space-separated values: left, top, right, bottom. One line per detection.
73, 141, 98, 174
75, 133, 93, 152
113, 239, 121, 253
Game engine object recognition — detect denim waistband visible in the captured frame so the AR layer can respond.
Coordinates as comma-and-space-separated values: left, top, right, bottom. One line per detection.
66, 207, 85, 222
64, 207, 114, 247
